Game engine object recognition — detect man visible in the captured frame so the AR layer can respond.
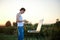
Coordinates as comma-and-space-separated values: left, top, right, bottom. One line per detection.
16, 8, 26, 40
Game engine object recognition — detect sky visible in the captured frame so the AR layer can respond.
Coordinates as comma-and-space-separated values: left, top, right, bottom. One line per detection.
0, 0, 60, 25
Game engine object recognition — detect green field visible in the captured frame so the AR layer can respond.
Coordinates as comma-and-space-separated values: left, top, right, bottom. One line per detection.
0, 34, 17, 40
0, 21, 60, 40
0, 34, 46, 40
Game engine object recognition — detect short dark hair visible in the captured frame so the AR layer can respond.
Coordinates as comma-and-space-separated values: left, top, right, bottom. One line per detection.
20, 8, 26, 11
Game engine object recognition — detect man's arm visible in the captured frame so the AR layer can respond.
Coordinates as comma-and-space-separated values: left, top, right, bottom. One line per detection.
16, 14, 26, 22
16, 14, 22, 22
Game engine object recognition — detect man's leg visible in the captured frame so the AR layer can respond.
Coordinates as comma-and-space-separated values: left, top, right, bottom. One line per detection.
20, 27, 24, 40
18, 27, 24, 40
18, 27, 20, 40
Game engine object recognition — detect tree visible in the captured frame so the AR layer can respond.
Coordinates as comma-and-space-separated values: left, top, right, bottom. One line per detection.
5, 21, 11, 27
55, 19, 60, 27
33, 23, 38, 30
13, 22, 17, 26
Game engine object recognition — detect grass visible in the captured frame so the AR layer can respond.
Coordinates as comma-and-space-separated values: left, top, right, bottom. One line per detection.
0, 34, 17, 40
0, 33, 46, 40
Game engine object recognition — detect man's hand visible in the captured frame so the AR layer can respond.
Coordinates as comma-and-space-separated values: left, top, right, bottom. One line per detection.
23, 20, 28, 23
16, 20, 28, 23
16, 20, 22, 22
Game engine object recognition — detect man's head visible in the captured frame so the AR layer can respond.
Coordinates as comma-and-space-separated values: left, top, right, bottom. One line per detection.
20, 8, 26, 14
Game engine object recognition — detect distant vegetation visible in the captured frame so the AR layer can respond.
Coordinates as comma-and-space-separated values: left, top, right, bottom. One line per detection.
0, 19, 60, 40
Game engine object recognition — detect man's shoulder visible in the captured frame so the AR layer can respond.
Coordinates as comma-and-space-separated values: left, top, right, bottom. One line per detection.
17, 13, 19, 15
16, 13, 21, 16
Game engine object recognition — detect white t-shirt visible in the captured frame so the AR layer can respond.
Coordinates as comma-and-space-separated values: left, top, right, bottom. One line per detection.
16, 13, 24, 27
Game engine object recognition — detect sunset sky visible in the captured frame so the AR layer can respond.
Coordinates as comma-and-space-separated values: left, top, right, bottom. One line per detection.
0, 0, 60, 25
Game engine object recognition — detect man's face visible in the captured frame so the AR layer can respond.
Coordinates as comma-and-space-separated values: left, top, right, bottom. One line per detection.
20, 10, 25, 14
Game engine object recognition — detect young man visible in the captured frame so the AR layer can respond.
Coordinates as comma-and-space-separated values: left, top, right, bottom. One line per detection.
16, 8, 26, 40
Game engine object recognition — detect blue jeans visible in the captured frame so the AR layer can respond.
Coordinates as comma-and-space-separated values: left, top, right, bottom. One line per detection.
18, 26, 24, 40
